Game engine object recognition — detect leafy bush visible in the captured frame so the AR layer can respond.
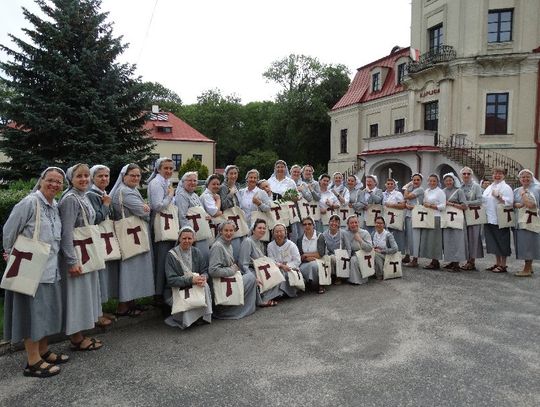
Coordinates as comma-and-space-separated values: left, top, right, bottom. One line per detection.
235, 149, 278, 179
178, 158, 209, 180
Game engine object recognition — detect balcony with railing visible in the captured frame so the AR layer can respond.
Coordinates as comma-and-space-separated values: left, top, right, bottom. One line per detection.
362, 130, 437, 152
407, 45, 457, 74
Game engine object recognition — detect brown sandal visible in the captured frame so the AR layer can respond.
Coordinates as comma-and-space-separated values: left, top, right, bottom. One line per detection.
40, 350, 69, 365
70, 337, 103, 351
260, 300, 278, 307
23, 359, 60, 378
492, 266, 507, 273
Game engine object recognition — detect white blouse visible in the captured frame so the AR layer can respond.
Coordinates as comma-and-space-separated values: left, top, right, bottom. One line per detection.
423, 187, 446, 217
482, 181, 514, 225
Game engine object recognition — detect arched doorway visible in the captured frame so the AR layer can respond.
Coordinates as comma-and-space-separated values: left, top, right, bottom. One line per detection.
436, 164, 458, 182
371, 162, 412, 189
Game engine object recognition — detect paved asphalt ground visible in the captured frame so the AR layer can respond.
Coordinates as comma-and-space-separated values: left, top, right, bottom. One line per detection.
1, 254, 539, 406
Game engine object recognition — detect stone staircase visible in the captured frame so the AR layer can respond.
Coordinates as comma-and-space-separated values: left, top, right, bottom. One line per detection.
437, 134, 523, 187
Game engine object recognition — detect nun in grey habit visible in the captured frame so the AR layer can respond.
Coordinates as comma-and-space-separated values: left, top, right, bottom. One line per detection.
3, 167, 67, 375
147, 158, 176, 297
164, 226, 212, 329
175, 171, 211, 260
209, 220, 258, 319
341, 215, 374, 285
58, 163, 103, 349
219, 165, 244, 261
441, 173, 468, 271
459, 167, 484, 270
110, 164, 155, 315
87, 165, 119, 307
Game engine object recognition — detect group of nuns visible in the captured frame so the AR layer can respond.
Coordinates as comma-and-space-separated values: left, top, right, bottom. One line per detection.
2, 159, 539, 378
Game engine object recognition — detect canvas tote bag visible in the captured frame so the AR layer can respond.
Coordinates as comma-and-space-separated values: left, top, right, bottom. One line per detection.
411, 205, 435, 229
212, 242, 244, 306
364, 204, 384, 227
288, 268, 305, 291
114, 190, 151, 260
441, 208, 465, 229
1, 197, 51, 297
334, 248, 351, 278
383, 207, 405, 231
222, 207, 250, 238
464, 205, 487, 226
169, 249, 207, 314
356, 248, 376, 278
518, 207, 540, 233
71, 196, 106, 273
153, 203, 180, 242
98, 216, 122, 261
316, 255, 332, 285
186, 206, 213, 241
253, 256, 285, 293
298, 198, 321, 222
383, 251, 403, 280
496, 204, 515, 229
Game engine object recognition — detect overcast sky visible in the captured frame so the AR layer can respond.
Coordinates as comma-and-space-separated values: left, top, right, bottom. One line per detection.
0, 0, 412, 104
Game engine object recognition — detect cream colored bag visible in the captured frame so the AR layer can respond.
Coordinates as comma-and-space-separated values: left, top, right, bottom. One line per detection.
316, 255, 332, 285
383, 251, 403, 280
250, 210, 274, 242
253, 256, 285, 293
383, 207, 405, 231
337, 206, 353, 224
222, 207, 249, 238
298, 199, 321, 222
153, 204, 180, 242
1, 198, 51, 297
441, 208, 464, 229
288, 268, 305, 291
72, 197, 105, 273
169, 249, 207, 314
269, 202, 290, 226
98, 217, 122, 261
496, 205, 514, 229
186, 206, 212, 241
320, 207, 338, 226
364, 204, 384, 227
464, 205, 487, 226
518, 207, 540, 233
334, 248, 350, 278
213, 270, 244, 306
411, 205, 435, 229
115, 190, 150, 260
356, 248, 376, 278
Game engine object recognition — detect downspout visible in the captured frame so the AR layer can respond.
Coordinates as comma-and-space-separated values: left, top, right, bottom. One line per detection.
415, 150, 422, 174
534, 48, 540, 177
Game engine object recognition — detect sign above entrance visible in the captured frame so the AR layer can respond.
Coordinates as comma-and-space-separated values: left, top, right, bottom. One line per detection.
419, 88, 440, 98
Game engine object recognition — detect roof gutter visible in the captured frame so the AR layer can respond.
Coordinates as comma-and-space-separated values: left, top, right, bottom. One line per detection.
534, 47, 540, 177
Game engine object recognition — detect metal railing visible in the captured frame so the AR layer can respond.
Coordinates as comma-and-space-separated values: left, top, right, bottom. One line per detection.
436, 134, 523, 186
407, 45, 457, 74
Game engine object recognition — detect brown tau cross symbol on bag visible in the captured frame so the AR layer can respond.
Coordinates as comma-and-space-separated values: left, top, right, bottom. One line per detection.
469, 206, 482, 219
387, 211, 396, 224
525, 210, 537, 224
220, 276, 236, 297
127, 226, 142, 244
447, 211, 457, 221
101, 232, 115, 255
186, 213, 201, 232
258, 263, 272, 279
5, 248, 33, 278
364, 254, 372, 268
302, 201, 311, 216
227, 215, 240, 231
503, 208, 513, 222
418, 210, 428, 221
74, 237, 93, 264
340, 256, 350, 271
389, 261, 399, 273
323, 261, 330, 278
159, 212, 174, 230
270, 206, 282, 220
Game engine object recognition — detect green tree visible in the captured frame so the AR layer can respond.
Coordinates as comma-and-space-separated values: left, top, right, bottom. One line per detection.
263, 54, 350, 168
178, 89, 243, 168
178, 157, 209, 180
0, 0, 154, 179
235, 149, 278, 180
140, 81, 182, 113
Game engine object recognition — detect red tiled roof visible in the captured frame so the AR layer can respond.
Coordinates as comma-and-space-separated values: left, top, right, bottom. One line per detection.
144, 112, 215, 143
359, 145, 439, 156
332, 47, 410, 111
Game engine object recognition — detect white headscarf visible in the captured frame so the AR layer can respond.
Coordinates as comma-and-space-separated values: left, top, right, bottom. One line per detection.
224, 165, 239, 183
109, 164, 131, 198
32, 167, 66, 192
271, 159, 290, 179
146, 157, 173, 184
60, 163, 88, 199
442, 172, 461, 188
89, 164, 110, 188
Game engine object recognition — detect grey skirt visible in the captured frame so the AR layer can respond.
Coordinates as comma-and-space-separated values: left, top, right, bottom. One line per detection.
514, 228, 540, 260
484, 224, 511, 257
3, 280, 62, 343
418, 217, 443, 260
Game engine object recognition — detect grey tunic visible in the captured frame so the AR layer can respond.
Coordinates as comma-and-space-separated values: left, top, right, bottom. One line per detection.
303, 179, 323, 232
87, 186, 119, 302
175, 186, 210, 260
418, 188, 445, 260
209, 236, 257, 319
461, 181, 484, 259
164, 246, 212, 329
148, 176, 175, 296
513, 186, 540, 260
111, 184, 155, 302
3, 192, 62, 343
58, 189, 102, 336
371, 230, 399, 278
267, 239, 301, 298
404, 186, 424, 257
442, 187, 468, 262
341, 228, 373, 284
297, 233, 326, 285
239, 237, 281, 303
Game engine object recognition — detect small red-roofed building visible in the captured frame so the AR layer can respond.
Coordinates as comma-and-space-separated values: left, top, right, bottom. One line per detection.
144, 109, 215, 182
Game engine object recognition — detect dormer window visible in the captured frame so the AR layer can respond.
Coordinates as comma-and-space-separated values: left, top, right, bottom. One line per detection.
372, 72, 381, 92
157, 126, 172, 133
397, 63, 407, 84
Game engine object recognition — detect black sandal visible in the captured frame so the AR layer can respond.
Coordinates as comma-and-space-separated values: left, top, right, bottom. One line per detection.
318, 286, 326, 294
260, 300, 278, 307
115, 308, 142, 318
486, 264, 498, 271
40, 350, 69, 365
23, 359, 60, 378
70, 337, 103, 351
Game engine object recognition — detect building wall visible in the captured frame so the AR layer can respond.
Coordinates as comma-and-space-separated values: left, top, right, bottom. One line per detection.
153, 140, 215, 180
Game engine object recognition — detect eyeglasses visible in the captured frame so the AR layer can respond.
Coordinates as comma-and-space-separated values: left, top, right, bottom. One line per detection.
462, 173, 472, 175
